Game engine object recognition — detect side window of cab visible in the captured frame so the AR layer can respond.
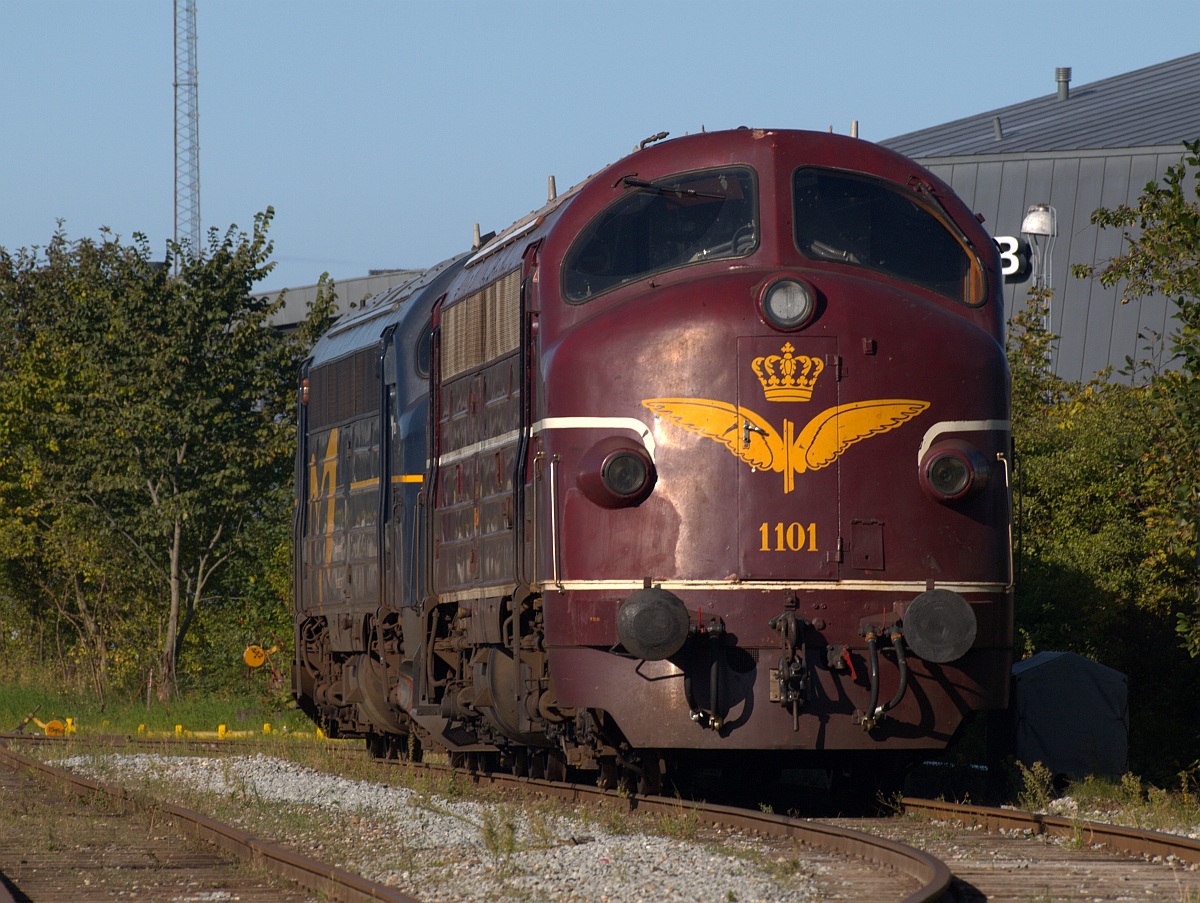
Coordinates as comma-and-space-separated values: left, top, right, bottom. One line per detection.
564, 167, 757, 302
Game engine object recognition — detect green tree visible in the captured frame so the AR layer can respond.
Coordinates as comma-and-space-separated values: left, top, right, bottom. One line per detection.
1075, 139, 1200, 653
0, 229, 159, 695
0, 211, 334, 698
1007, 293, 1198, 778
1009, 296, 1160, 653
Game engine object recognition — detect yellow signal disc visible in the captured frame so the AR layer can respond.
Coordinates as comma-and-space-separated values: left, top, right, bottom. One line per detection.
243, 645, 267, 668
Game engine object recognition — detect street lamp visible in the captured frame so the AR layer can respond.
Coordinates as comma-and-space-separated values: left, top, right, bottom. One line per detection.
1021, 204, 1057, 371
1020, 203, 1057, 291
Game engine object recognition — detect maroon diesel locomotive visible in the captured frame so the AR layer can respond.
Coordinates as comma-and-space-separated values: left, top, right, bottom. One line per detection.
293, 128, 1012, 791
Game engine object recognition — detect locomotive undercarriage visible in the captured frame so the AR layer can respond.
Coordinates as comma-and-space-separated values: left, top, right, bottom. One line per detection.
296, 595, 666, 793
417, 592, 665, 790
294, 614, 413, 742
295, 580, 999, 805
295, 587, 992, 799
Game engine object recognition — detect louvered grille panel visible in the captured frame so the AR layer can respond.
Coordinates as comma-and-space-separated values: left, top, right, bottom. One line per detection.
484, 270, 521, 361
308, 349, 378, 428
442, 298, 484, 379
442, 269, 520, 379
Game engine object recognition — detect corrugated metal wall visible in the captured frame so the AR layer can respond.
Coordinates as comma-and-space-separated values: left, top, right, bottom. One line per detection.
920, 146, 1188, 383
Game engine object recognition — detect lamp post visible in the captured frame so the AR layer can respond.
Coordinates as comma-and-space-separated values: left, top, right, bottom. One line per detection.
1021, 203, 1057, 372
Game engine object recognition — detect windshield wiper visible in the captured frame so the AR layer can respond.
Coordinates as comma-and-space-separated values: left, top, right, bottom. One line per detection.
620, 175, 725, 200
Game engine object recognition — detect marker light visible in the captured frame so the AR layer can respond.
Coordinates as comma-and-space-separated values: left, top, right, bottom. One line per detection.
919, 441, 990, 502
602, 451, 649, 497
760, 277, 817, 330
577, 438, 656, 508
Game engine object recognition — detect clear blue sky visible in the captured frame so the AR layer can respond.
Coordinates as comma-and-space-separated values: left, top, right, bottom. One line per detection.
3, 0, 1196, 292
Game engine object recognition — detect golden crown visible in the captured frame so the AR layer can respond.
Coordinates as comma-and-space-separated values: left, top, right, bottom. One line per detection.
752, 343, 823, 402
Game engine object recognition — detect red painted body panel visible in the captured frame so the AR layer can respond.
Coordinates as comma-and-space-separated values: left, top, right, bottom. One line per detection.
295, 128, 1012, 766
547, 644, 1010, 750
529, 130, 1010, 751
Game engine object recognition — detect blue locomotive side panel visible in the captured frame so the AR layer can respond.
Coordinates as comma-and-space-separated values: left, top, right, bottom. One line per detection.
297, 347, 382, 651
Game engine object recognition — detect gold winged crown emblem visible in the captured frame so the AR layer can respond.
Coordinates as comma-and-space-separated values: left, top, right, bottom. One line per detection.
643, 345, 928, 494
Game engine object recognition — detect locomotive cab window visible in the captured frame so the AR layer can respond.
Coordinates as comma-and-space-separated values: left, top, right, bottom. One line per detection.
564, 167, 757, 302
793, 168, 985, 306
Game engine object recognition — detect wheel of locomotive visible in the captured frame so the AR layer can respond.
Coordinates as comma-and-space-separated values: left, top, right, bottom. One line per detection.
528, 751, 544, 779
526, 751, 544, 780
637, 751, 664, 796
511, 748, 530, 778
449, 751, 468, 770
543, 750, 568, 783
366, 732, 399, 760
597, 757, 619, 790
476, 752, 499, 774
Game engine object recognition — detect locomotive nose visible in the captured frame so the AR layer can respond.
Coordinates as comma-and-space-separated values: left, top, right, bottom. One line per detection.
903, 589, 978, 663
617, 587, 691, 661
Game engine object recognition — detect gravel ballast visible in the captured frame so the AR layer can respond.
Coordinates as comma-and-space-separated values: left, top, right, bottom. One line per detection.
60, 752, 824, 902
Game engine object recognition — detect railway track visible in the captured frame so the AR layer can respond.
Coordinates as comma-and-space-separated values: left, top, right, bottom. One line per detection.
5, 734, 1199, 902
830, 799, 1200, 902
394, 757, 952, 900
394, 757, 1200, 901
0, 742, 415, 903
2, 736, 946, 902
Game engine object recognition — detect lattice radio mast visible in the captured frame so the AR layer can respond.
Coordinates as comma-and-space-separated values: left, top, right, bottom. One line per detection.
174, 0, 200, 269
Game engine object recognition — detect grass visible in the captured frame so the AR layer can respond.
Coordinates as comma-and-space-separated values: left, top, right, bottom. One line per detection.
1064, 769, 1200, 834
1015, 760, 1059, 812
653, 795, 702, 841
1013, 759, 1200, 837
0, 679, 316, 738
480, 805, 520, 873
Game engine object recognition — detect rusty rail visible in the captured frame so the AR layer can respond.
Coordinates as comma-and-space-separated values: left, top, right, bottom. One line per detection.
902, 796, 1200, 866
1, 734, 952, 903
422, 763, 952, 903
0, 744, 416, 903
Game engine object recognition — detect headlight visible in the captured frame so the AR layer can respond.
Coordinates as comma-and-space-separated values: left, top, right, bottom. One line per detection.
759, 277, 816, 330
602, 451, 649, 497
577, 438, 656, 508
919, 441, 990, 502
928, 454, 971, 497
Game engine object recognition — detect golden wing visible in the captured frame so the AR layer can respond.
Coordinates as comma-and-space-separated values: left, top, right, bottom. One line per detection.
642, 398, 785, 471
796, 399, 929, 471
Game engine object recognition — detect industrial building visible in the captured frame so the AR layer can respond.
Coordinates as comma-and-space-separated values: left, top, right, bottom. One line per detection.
882, 53, 1200, 382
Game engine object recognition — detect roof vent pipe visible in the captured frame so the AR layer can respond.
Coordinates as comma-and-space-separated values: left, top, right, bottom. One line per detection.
993, 117, 1004, 141
1056, 67, 1071, 101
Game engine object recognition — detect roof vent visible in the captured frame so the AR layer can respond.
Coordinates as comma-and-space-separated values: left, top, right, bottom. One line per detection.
1056, 67, 1071, 101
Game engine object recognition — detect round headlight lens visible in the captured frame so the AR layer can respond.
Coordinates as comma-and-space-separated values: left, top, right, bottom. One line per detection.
927, 454, 971, 498
602, 451, 649, 497
577, 439, 656, 508
761, 278, 816, 330
919, 441, 991, 503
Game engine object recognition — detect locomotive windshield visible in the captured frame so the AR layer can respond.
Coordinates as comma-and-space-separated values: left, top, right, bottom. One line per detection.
564, 167, 757, 301
793, 168, 985, 306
